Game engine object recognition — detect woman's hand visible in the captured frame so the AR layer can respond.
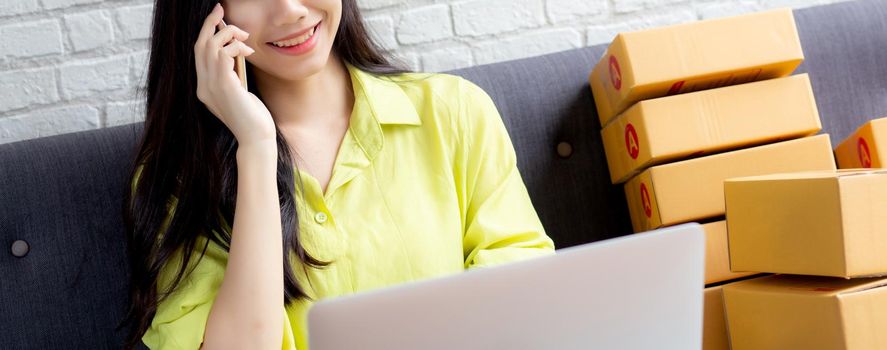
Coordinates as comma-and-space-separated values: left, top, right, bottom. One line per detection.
194, 3, 276, 146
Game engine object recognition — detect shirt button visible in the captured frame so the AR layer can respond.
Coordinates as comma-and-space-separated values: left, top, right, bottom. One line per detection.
314, 212, 328, 224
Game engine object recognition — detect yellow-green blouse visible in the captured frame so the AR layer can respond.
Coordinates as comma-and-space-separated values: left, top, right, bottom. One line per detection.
137, 62, 556, 349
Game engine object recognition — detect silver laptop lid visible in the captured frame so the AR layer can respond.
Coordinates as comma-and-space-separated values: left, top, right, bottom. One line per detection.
307, 222, 705, 350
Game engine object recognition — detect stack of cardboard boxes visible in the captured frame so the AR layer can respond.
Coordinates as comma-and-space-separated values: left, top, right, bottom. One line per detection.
589, 8, 840, 350
722, 169, 887, 349
718, 117, 887, 349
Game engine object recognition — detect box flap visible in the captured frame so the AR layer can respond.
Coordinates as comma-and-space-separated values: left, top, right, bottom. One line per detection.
726, 169, 887, 183
724, 274, 887, 297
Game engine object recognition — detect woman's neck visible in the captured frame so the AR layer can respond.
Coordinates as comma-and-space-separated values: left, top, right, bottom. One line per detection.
253, 55, 354, 133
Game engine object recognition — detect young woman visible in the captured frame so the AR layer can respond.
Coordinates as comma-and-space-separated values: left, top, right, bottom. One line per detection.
121, 0, 555, 349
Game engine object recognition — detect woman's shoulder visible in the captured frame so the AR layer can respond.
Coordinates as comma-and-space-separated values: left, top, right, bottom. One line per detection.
382, 70, 451, 90
384, 70, 491, 110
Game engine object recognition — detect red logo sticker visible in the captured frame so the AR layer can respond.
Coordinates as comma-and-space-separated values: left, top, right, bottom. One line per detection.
858, 137, 873, 168
640, 183, 652, 218
625, 123, 640, 159
608, 55, 622, 91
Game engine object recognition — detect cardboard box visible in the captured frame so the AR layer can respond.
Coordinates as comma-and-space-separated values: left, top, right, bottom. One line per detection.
723, 274, 887, 350
602, 74, 821, 184
703, 221, 757, 285
703, 285, 729, 350
724, 169, 887, 278
835, 117, 887, 169
625, 134, 835, 233
589, 8, 804, 127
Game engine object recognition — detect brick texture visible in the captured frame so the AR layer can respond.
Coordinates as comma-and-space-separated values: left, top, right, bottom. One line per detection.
0, 0, 850, 144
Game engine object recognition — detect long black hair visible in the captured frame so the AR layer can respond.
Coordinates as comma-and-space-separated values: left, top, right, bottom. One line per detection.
119, 0, 410, 348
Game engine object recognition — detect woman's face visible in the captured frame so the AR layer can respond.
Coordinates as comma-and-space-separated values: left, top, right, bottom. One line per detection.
219, 0, 343, 81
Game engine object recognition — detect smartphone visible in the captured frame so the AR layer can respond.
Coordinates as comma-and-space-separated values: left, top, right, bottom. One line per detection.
217, 18, 248, 90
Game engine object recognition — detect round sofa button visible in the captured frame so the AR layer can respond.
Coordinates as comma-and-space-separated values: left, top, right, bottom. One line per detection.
557, 141, 573, 158
11, 240, 29, 257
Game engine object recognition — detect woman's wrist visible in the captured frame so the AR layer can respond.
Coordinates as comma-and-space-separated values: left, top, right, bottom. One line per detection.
236, 138, 278, 164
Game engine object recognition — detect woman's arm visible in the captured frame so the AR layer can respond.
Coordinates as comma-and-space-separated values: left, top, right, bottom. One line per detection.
454, 77, 557, 269
191, 3, 284, 348
201, 139, 284, 349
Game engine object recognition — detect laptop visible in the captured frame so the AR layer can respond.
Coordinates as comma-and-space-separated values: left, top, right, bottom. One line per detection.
307, 222, 706, 350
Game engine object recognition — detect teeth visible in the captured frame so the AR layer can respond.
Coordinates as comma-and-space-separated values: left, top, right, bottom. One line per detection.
271, 27, 315, 47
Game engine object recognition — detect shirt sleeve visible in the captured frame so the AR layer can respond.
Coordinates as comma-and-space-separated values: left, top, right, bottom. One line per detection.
132, 165, 224, 349
454, 77, 557, 270
133, 168, 300, 350
141, 232, 227, 350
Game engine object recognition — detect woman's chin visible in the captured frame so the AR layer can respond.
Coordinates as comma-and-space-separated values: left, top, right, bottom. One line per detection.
281, 54, 332, 79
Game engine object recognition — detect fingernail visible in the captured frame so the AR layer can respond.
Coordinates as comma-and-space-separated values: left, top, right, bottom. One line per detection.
214, 3, 221, 10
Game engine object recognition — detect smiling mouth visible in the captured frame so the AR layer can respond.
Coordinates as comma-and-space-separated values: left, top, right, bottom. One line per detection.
267, 22, 321, 48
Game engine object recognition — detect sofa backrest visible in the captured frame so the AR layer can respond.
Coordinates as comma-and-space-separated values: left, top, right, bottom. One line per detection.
2, 0, 886, 347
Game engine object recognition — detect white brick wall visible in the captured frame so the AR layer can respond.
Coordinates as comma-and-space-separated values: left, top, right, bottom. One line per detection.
0, 0, 850, 145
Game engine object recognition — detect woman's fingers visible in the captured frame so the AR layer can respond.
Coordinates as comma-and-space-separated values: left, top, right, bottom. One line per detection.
229, 25, 250, 40
220, 41, 255, 59
195, 4, 224, 79
209, 25, 250, 51
196, 4, 224, 54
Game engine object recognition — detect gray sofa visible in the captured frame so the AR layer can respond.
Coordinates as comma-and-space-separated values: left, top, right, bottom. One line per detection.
2, 0, 886, 348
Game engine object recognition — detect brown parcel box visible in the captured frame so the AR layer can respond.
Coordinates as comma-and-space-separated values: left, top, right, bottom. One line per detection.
723, 274, 887, 350
835, 117, 887, 169
703, 221, 757, 285
602, 73, 821, 184
625, 134, 836, 233
724, 169, 887, 278
589, 8, 803, 127
703, 285, 729, 350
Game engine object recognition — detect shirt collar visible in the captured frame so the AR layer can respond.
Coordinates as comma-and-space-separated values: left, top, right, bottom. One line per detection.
346, 62, 422, 126
292, 62, 423, 201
